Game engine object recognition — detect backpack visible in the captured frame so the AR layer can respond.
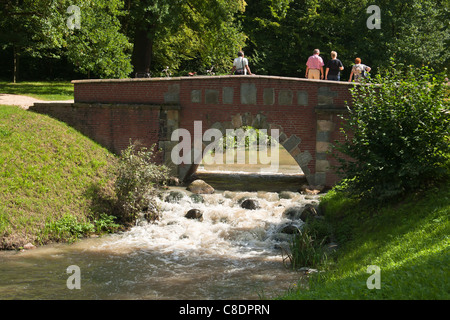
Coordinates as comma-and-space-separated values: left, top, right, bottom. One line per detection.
355, 64, 367, 79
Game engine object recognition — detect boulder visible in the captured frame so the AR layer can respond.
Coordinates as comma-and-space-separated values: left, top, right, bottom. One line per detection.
185, 209, 203, 221
279, 191, 296, 199
282, 206, 304, 220
299, 204, 318, 222
299, 184, 324, 195
23, 243, 36, 250
167, 176, 180, 186
189, 193, 204, 203
187, 179, 215, 194
279, 225, 300, 235
240, 199, 259, 210
165, 190, 186, 203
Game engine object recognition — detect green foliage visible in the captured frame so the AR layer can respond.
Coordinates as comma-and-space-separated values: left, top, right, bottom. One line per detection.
215, 126, 278, 152
114, 142, 170, 223
282, 228, 328, 270
42, 214, 95, 243
92, 213, 121, 234
333, 62, 449, 203
0, 0, 132, 81
44, 214, 95, 239
125, 0, 246, 75
40, 213, 119, 243
241, 0, 450, 77
65, 0, 133, 78
2, 0, 448, 80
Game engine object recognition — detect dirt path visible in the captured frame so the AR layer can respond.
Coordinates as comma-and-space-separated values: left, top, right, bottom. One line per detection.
0, 94, 74, 109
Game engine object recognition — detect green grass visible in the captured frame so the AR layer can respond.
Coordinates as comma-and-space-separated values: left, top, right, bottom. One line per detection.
0, 105, 118, 249
279, 182, 450, 300
0, 81, 74, 101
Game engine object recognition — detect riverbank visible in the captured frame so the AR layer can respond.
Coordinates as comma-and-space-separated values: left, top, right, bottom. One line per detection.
279, 178, 450, 299
0, 105, 118, 249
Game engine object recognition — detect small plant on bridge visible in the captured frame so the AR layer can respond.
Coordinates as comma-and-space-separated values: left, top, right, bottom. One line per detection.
334, 61, 449, 203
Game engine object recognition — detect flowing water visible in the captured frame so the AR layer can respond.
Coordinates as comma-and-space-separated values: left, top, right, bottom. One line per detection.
0, 148, 321, 300
0, 188, 324, 300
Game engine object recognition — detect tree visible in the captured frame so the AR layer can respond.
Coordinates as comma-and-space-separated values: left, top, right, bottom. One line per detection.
240, 0, 450, 77
0, 0, 61, 82
0, 0, 132, 81
123, 0, 247, 75
64, 1, 133, 78
333, 61, 449, 203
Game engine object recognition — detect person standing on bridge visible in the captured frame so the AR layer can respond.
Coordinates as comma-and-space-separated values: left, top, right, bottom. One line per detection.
348, 57, 371, 83
305, 49, 324, 80
231, 51, 252, 75
325, 51, 344, 81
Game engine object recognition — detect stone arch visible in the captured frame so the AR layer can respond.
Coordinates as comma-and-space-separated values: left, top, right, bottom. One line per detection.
179, 112, 315, 185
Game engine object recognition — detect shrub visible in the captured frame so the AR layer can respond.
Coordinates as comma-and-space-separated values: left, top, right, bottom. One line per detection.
333, 61, 449, 203
114, 142, 170, 223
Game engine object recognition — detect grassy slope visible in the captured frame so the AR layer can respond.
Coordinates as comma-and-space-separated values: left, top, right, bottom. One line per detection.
0, 81, 74, 101
0, 105, 116, 249
279, 182, 449, 299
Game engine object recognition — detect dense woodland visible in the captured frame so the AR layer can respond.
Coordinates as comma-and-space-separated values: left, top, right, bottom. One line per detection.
0, 0, 448, 82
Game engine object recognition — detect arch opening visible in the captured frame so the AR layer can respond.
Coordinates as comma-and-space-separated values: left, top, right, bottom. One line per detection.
179, 121, 309, 191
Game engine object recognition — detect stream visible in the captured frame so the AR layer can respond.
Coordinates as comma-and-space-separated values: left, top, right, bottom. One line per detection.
0, 187, 324, 300
0, 149, 323, 300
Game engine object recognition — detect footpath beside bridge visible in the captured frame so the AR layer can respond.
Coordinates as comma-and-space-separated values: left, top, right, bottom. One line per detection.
31, 75, 354, 187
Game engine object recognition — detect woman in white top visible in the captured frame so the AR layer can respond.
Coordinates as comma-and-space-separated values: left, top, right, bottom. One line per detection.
231, 51, 252, 75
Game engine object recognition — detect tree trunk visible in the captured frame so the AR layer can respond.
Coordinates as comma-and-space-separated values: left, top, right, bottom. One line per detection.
13, 46, 19, 83
131, 28, 153, 75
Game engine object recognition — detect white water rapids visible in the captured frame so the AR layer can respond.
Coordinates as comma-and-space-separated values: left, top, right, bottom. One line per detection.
0, 188, 322, 300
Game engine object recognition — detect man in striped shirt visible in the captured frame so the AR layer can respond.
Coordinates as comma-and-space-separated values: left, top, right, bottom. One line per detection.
305, 49, 324, 80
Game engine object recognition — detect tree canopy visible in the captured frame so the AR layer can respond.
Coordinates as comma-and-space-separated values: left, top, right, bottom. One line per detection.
0, 0, 448, 81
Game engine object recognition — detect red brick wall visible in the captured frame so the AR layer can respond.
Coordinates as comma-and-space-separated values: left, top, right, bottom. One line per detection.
31, 103, 162, 156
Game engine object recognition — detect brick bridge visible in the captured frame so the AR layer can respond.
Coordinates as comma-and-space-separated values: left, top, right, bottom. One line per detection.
31, 75, 353, 187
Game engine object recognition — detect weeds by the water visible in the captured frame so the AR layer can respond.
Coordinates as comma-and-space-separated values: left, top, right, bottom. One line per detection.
39, 213, 120, 244
282, 228, 328, 270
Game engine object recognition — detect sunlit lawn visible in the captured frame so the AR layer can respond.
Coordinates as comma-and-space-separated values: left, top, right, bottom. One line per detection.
0, 81, 74, 101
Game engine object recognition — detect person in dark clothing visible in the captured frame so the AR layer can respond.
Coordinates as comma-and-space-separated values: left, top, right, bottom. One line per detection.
325, 51, 344, 81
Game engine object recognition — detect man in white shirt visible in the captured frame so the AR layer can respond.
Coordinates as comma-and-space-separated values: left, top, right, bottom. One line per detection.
231, 51, 252, 75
